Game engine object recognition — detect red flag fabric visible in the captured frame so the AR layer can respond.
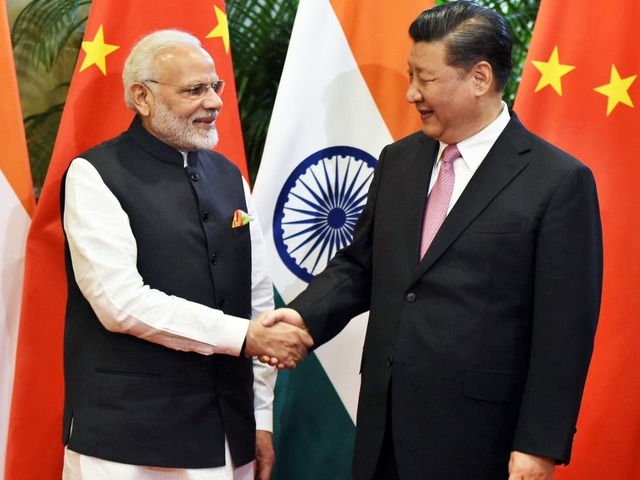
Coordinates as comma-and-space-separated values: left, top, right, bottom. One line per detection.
5, 1, 247, 478
514, 1, 640, 478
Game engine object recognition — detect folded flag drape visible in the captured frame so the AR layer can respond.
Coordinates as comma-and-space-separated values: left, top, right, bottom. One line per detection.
0, 0, 35, 475
252, 1, 430, 477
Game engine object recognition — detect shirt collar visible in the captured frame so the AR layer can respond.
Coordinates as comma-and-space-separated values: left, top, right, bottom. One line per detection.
436, 101, 511, 173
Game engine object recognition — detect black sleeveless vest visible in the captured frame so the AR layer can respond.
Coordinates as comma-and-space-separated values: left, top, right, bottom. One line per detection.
61, 118, 255, 468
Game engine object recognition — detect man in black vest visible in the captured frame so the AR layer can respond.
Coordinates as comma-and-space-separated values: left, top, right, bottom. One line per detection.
61, 29, 312, 480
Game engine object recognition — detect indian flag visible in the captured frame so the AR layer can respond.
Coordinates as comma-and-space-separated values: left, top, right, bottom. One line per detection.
252, 0, 431, 477
0, 0, 35, 473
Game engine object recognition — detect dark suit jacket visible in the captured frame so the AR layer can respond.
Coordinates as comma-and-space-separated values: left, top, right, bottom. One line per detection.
288, 113, 603, 480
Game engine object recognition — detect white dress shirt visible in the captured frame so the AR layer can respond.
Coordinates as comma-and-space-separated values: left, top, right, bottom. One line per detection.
428, 102, 511, 213
62, 155, 276, 479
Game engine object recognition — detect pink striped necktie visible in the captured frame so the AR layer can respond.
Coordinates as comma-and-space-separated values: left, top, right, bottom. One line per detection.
420, 144, 460, 259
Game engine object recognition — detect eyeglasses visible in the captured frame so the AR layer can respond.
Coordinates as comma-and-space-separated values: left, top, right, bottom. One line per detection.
144, 79, 225, 99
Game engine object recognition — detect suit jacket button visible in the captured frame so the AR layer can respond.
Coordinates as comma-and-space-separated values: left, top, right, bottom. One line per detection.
218, 299, 226, 309
190, 172, 200, 181
386, 356, 394, 367
406, 292, 416, 302
210, 252, 217, 265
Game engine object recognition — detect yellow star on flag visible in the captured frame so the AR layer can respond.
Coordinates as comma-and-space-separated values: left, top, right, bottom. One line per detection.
79, 25, 119, 75
594, 65, 636, 116
206, 5, 230, 54
531, 46, 575, 95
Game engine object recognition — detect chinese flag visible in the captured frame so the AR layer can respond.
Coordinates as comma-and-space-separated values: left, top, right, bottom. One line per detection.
514, 1, 640, 478
5, 1, 247, 478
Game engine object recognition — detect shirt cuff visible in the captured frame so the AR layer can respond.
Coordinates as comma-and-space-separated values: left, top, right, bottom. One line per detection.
212, 316, 250, 356
254, 408, 273, 432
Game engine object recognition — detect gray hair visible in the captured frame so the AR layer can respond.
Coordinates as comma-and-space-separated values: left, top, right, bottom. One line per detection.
122, 29, 203, 110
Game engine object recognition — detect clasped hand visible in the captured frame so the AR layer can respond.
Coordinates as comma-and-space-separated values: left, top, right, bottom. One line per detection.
244, 308, 313, 369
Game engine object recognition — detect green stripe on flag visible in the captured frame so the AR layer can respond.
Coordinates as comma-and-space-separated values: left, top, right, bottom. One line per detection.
273, 287, 286, 309
272, 286, 355, 479
273, 353, 355, 480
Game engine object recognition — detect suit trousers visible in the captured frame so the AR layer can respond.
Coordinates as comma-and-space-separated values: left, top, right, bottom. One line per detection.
372, 383, 400, 480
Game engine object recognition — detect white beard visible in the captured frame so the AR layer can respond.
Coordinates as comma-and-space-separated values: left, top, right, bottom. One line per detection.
150, 97, 219, 151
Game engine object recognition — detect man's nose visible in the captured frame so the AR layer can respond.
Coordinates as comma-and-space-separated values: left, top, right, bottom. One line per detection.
406, 82, 422, 103
202, 89, 223, 109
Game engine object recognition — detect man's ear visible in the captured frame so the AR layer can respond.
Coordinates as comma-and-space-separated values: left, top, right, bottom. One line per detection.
130, 83, 152, 117
471, 61, 493, 96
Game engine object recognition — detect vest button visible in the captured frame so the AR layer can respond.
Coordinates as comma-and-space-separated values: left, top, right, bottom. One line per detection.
209, 252, 217, 265
190, 172, 200, 181
201, 211, 209, 222
218, 298, 226, 309
406, 292, 416, 302
386, 356, 394, 367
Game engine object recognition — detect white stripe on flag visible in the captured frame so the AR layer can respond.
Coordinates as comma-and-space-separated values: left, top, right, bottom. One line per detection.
0, 171, 30, 474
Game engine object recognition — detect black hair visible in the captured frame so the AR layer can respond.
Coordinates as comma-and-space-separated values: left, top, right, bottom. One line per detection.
409, 1, 513, 91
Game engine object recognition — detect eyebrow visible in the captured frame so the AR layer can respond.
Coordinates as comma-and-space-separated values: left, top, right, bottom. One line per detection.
182, 78, 220, 86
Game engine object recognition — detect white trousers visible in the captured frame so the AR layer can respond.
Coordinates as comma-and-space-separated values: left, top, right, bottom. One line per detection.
63, 440, 254, 480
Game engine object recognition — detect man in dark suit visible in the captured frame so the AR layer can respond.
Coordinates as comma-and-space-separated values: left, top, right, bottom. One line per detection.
261, 2, 603, 479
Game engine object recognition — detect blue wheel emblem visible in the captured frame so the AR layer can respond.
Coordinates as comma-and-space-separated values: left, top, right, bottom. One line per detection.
273, 146, 376, 283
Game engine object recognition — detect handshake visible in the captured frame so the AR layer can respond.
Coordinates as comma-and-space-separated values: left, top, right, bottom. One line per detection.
244, 308, 314, 369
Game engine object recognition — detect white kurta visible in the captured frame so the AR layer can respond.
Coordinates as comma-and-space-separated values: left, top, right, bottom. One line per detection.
62, 156, 276, 479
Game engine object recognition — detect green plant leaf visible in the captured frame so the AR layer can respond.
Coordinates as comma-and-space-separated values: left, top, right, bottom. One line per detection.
227, 0, 300, 184
11, 0, 91, 72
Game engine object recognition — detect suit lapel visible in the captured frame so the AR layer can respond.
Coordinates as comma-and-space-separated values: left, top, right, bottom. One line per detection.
414, 116, 533, 281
